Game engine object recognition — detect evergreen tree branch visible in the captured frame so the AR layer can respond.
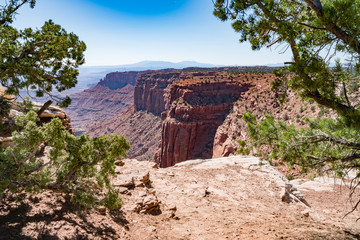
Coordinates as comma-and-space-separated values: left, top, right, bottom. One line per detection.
18, 142, 43, 166
295, 135, 360, 150
26, 161, 50, 175
0, 0, 33, 26
304, 0, 360, 54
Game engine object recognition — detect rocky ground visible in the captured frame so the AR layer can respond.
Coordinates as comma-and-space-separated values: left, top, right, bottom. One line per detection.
1, 156, 359, 239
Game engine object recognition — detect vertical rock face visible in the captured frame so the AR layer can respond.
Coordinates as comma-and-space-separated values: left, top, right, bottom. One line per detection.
134, 72, 182, 115
156, 77, 252, 168
98, 71, 142, 89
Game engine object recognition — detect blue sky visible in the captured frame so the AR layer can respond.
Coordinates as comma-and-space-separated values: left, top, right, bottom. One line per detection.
13, 0, 292, 66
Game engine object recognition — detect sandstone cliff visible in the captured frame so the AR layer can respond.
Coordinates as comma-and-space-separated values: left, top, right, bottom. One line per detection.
82, 68, 328, 169
134, 72, 183, 115
98, 71, 144, 90
156, 74, 252, 167
85, 71, 182, 160
211, 73, 333, 177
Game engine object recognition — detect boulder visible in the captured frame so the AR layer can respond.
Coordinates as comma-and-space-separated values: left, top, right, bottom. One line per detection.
113, 176, 135, 188
134, 194, 161, 214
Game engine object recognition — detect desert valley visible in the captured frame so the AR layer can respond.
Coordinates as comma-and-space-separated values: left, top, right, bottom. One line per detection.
1, 0, 360, 239
2, 66, 359, 239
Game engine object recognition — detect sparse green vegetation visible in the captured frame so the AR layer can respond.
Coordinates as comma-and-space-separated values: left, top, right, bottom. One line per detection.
214, 0, 360, 211
0, 0, 129, 210
286, 174, 294, 181
1, 106, 129, 210
283, 114, 289, 121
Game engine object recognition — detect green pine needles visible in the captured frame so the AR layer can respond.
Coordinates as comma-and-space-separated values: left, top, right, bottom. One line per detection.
214, 0, 360, 214
0, 108, 130, 210
0, 0, 86, 107
0, 1, 130, 210
239, 113, 360, 177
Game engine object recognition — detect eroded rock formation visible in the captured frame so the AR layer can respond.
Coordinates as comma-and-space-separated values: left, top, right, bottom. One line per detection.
98, 71, 143, 90
87, 105, 161, 161
134, 72, 182, 115
69, 68, 328, 168
156, 76, 252, 168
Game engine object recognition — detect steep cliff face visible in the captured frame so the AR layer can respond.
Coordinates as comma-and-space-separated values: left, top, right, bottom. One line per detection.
156, 75, 252, 168
134, 72, 183, 115
86, 71, 181, 160
211, 73, 329, 170
87, 71, 219, 161
98, 71, 144, 90
74, 68, 329, 172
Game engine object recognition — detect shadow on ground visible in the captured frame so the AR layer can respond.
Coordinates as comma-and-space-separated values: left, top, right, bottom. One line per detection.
0, 192, 129, 240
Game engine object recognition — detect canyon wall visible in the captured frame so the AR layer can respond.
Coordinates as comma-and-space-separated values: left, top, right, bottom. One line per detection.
87, 105, 161, 161
87, 71, 183, 160
156, 76, 252, 168
134, 72, 185, 115
76, 68, 325, 170
98, 71, 143, 89
67, 71, 146, 133
134, 70, 201, 116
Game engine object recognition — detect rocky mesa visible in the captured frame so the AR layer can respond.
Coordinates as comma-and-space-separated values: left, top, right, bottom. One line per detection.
85, 67, 326, 170
156, 74, 252, 167
134, 72, 184, 114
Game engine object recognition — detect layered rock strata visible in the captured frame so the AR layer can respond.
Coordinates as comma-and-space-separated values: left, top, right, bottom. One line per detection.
156, 77, 252, 168
98, 71, 145, 90
87, 105, 161, 161
67, 71, 145, 132
134, 72, 182, 115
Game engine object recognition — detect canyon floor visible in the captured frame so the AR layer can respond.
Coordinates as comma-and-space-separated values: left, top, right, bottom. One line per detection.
1, 155, 359, 240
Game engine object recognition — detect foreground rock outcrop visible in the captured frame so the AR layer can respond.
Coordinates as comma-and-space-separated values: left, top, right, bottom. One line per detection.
0, 101, 74, 148
1, 155, 358, 239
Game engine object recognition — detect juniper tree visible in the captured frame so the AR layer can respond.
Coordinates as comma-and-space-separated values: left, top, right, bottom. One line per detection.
1, 105, 129, 209
0, 1, 129, 210
0, 0, 86, 107
214, 0, 360, 214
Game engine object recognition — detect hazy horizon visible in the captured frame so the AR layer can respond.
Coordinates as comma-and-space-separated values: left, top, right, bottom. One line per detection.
79, 60, 284, 68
